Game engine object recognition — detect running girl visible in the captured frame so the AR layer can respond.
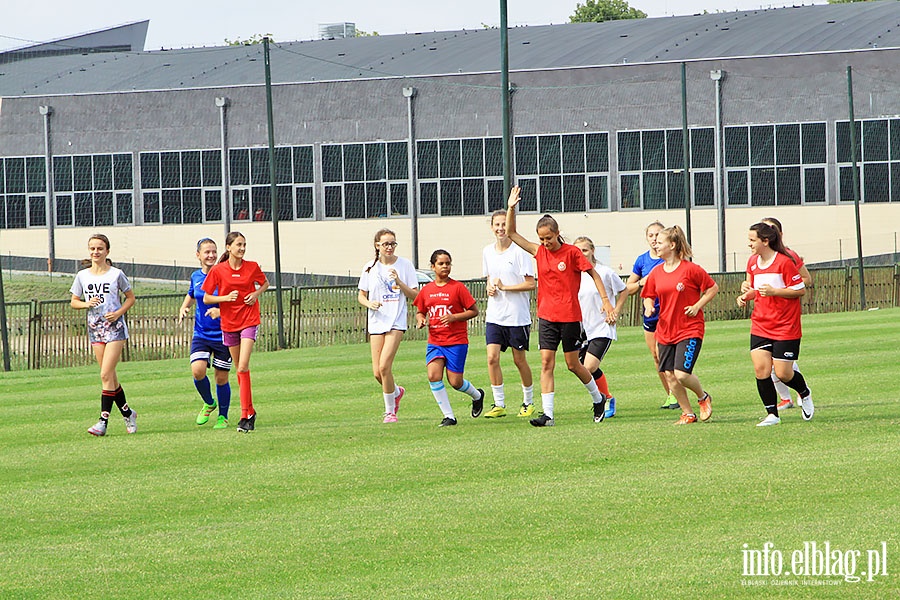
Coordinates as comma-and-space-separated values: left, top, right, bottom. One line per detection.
202, 232, 269, 433
413, 249, 485, 427
178, 237, 232, 429
70, 234, 138, 436
357, 228, 418, 423
505, 186, 615, 427
641, 225, 718, 425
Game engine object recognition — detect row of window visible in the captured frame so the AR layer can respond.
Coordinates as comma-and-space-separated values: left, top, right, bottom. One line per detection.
3, 119, 900, 228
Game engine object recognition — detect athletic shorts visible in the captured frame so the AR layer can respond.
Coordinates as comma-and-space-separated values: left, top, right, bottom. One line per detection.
750, 335, 801, 362
485, 322, 530, 352
222, 325, 259, 347
538, 319, 582, 353
658, 337, 703, 374
642, 299, 661, 332
579, 337, 613, 364
426, 343, 469, 374
190, 336, 233, 371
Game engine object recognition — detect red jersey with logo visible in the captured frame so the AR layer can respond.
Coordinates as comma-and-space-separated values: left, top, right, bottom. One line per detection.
202, 260, 267, 332
535, 243, 594, 322
413, 279, 476, 346
642, 260, 716, 345
746, 252, 804, 340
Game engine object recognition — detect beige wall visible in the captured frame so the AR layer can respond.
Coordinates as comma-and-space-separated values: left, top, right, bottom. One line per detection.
2, 203, 898, 280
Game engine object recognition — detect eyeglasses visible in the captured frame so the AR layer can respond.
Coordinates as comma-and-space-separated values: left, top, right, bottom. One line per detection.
379, 242, 398, 248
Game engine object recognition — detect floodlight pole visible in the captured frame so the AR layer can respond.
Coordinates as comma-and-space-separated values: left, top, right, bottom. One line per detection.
216, 97, 231, 240
0, 251, 10, 371
846, 65, 866, 310
40, 106, 55, 272
403, 86, 419, 268
500, 0, 512, 194
710, 70, 726, 272
263, 37, 287, 349
681, 63, 692, 245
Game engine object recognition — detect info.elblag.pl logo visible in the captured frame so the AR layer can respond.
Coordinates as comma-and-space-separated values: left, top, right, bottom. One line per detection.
741, 541, 889, 586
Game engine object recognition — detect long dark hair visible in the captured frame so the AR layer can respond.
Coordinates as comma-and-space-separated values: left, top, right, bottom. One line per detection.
750, 222, 795, 263
365, 228, 396, 273
219, 231, 245, 263
82, 233, 113, 267
536, 214, 564, 244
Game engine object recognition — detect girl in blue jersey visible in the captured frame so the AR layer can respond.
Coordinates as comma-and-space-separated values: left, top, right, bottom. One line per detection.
178, 238, 232, 429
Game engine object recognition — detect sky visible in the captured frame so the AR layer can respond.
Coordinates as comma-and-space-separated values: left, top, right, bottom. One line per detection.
1, 0, 828, 51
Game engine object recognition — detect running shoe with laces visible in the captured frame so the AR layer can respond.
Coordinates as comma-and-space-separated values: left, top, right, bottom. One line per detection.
757, 414, 781, 427
471, 389, 485, 418
88, 420, 108, 436
800, 390, 814, 421
439, 417, 458, 427
517, 403, 535, 418
383, 412, 398, 424
530, 413, 554, 427
660, 393, 679, 409
484, 404, 507, 418
675, 413, 698, 425
236, 417, 249, 433
124, 410, 138, 434
213, 415, 228, 429
776, 398, 794, 410
394, 386, 405, 415
196, 403, 217, 425
604, 396, 617, 419
592, 399, 606, 423
698, 392, 712, 422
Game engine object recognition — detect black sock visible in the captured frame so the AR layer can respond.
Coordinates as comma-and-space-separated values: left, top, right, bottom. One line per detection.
113, 385, 132, 417
591, 368, 603, 380
782, 371, 810, 398
101, 390, 115, 422
756, 377, 779, 417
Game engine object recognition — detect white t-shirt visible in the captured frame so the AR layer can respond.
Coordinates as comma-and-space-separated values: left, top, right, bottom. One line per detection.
482, 242, 534, 327
578, 265, 626, 341
358, 256, 418, 334
70, 266, 132, 343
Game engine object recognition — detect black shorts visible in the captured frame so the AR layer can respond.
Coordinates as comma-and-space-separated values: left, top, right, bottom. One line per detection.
538, 319, 582, 353
579, 337, 613, 364
485, 322, 530, 352
657, 337, 703, 374
750, 335, 801, 362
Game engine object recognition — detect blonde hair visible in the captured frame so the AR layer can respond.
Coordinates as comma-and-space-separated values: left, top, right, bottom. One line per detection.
658, 225, 693, 260
573, 236, 596, 265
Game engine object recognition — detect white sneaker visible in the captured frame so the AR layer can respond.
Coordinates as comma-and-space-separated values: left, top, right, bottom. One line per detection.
88, 420, 108, 436
124, 410, 138, 434
800, 391, 814, 421
757, 414, 781, 427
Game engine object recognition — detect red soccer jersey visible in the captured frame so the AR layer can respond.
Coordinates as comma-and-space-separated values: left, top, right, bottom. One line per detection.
746, 252, 804, 340
642, 260, 716, 345
535, 243, 594, 322
202, 260, 267, 332
413, 279, 476, 346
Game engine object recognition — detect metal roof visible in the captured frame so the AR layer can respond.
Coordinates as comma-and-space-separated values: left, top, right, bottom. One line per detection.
2, 2, 899, 97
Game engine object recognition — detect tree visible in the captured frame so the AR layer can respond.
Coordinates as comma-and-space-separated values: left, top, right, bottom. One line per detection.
827, 0, 876, 3
569, 0, 647, 23
224, 33, 274, 46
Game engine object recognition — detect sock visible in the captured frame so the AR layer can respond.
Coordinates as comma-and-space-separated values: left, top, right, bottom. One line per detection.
592, 369, 611, 397
430, 381, 455, 419
237, 371, 254, 419
757, 377, 779, 417
100, 389, 115, 422
383, 391, 395, 414
216, 382, 231, 418
584, 378, 606, 405
541, 392, 555, 419
456, 379, 481, 399
113, 385, 132, 418
783, 370, 810, 399
522, 385, 534, 405
194, 377, 215, 406
491, 385, 505, 408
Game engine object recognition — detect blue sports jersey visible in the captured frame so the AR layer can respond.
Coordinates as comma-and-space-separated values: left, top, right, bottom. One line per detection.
633, 251, 663, 325
189, 269, 223, 342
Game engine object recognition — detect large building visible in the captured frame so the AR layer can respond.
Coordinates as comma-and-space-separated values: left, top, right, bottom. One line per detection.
1, 2, 899, 280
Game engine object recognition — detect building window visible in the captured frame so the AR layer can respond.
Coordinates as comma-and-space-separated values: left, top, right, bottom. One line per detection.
836, 118, 900, 203
322, 142, 409, 219
725, 122, 826, 207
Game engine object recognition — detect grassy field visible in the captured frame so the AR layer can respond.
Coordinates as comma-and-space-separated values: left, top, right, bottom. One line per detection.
1, 272, 185, 303
0, 309, 897, 599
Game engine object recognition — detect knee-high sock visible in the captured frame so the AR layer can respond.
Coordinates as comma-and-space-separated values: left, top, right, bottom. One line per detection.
591, 368, 610, 397
782, 370, 810, 398
216, 382, 231, 418
194, 376, 215, 405
100, 389, 115, 422
757, 377, 779, 417
430, 381, 455, 419
584, 378, 605, 404
113, 385, 132, 417
237, 371, 254, 418
455, 379, 481, 399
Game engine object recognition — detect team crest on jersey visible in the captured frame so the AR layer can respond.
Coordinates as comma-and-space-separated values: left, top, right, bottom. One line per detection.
676, 282, 685, 292
557, 261, 567, 272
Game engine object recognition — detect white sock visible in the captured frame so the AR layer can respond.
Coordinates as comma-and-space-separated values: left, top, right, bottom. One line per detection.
584, 378, 605, 404
771, 369, 792, 401
457, 379, 481, 399
430, 381, 455, 419
491, 385, 505, 407
523, 385, 534, 405
383, 392, 395, 414
541, 392, 555, 418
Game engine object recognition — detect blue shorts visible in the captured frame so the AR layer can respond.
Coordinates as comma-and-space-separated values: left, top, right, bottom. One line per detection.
426, 343, 469, 374
190, 336, 233, 371
485, 322, 530, 352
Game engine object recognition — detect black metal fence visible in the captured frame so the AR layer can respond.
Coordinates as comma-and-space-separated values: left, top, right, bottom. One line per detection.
2, 264, 897, 371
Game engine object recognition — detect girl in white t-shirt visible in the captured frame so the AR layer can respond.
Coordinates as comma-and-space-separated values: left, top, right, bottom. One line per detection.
482, 209, 536, 419
70, 234, 138, 437
357, 229, 419, 423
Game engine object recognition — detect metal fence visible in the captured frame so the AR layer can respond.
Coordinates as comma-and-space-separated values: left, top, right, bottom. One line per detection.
2, 264, 897, 371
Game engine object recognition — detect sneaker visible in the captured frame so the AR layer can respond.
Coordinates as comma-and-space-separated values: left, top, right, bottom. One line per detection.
698, 392, 712, 422
88, 420, 107, 436
660, 393, 679, 409
196, 403, 217, 425
439, 417, 458, 427
604, 396, 617, 419
675, 413, 698, 425
471, 389, 485, 418
757, 414, 781, 427
245, 413, 256, 432
124, 410, 138, 434
776, 398, 794, 410
800, 390, 814, 421
517, 403, 535, 418
213, 415, 228, 429
383, 412, 398, 424
530, 413, 554, 427
593, 399, 606, 423
484, 404, 507, 418
236, 418, 249, 433
394, 386, 405, 415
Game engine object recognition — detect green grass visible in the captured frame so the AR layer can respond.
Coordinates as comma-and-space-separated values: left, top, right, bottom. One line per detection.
1, 309, 898, 599
1, 272, 185, 303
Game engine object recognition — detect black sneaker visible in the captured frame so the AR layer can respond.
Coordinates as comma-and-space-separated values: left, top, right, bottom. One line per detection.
530, 413, 554, 427
471, 389, 485, 418
236, 418, 249, 433
439, 417, 458, 427
593, 399, 606, 423
246, 413, 256, 432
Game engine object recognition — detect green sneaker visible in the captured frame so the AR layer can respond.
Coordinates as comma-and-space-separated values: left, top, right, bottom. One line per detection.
484, 404, 507, 418
196, 403, 217, 425
212, 415, 228, 429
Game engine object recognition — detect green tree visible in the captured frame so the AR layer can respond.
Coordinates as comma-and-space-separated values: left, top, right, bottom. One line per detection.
224, 33, 274, 46
827, 0, 876, 3
569, 0, 647, 23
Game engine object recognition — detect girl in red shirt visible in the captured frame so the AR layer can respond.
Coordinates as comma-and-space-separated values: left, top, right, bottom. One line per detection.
641, 226, 718, 425
506, 186, 616, 427
737, 222, 812, 426
203, 231, 269, 433
413, 249, 485, 427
